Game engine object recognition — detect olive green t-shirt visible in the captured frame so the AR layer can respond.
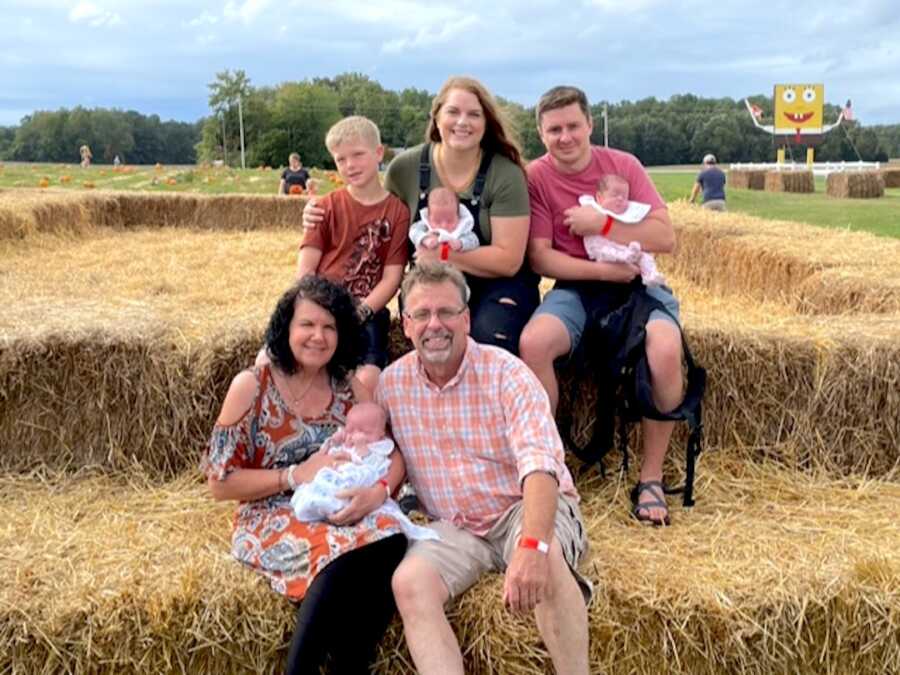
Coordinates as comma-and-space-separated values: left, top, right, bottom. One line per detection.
384, 143, 529, 244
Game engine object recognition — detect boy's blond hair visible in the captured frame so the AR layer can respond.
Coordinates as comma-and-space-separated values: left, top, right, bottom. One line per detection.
325, 115, 381, 153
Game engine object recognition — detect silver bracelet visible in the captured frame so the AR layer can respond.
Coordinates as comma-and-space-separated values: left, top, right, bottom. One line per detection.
286, 465, 300, 490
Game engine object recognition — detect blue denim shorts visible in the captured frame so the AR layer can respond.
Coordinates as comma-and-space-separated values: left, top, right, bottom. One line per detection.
533, 284, 681, 356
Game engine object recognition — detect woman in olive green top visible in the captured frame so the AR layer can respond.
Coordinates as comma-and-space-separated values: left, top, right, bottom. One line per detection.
303, 76, 538, 355
383, 76, 538, 355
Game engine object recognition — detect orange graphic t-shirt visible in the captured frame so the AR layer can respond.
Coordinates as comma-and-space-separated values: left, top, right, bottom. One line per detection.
301, 188, 410, 299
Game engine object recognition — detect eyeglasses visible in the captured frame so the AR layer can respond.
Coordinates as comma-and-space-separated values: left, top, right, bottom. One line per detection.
404, 306, 467, 324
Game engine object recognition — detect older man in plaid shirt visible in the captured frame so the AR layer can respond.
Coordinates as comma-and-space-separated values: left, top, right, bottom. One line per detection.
377, 262, 591, 675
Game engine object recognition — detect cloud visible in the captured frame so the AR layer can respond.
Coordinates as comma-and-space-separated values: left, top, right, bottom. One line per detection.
68, 1, 122, 28
381, 16, 479, 54
583, 0, 660, 12
184, 11, 218, 28
224, 0, 271, 24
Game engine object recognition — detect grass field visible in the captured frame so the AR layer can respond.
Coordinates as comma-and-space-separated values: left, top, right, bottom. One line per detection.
1, 162, 897, 239
650, 170, 900, 239
0, 162, 341, 196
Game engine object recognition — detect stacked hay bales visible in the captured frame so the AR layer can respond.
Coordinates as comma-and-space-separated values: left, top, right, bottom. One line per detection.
764, 170, 815, 193
827, 171, 886, 198
881, 166, 900, 188
2, 457, 900, 674
2, 190, 900, 673
728, 169, 766, 190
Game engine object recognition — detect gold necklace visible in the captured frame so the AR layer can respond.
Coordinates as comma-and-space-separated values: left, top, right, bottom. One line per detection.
283, 371, 319, 408
434, 144, 481, 194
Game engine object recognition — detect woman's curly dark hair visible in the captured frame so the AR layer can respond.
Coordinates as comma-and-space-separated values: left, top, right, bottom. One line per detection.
264, 276, 364, 381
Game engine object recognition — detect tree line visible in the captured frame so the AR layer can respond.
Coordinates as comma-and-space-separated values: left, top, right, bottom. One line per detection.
0, 108, 200, 165
1, 71, 897, 167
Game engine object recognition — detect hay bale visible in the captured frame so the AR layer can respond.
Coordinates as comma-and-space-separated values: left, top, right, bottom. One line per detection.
0, 190, 309, 240
2, 216, 900, 477
2, 456, 899, 674
764, 170, 815, 193
0, 227, 300, 474
880, 167, 900, 188
728, 169, 766, 190
826, 172, 886, 199
667, 202, 900, 315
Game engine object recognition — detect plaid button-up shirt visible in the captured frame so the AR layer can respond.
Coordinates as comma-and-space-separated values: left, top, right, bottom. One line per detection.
377, 338, 578, 536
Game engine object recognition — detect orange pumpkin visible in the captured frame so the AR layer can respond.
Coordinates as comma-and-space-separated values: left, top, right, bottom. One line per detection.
83, 181, 95, 189
289, 184, 303, 195
38, 178, 50, 188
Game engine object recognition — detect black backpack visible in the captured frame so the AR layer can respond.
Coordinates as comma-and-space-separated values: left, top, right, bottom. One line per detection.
560, 281, 707, 506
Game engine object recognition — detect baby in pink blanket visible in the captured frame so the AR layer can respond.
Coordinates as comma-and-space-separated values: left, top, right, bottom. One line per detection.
580, 174, 664, 287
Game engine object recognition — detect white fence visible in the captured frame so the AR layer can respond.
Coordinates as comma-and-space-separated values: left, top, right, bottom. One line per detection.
729, 161, 881, 177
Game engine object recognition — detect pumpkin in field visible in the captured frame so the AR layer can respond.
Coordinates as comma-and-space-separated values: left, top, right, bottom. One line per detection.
289, 184, 303, 195
166, 178, 177, 186
38, 178, 50, 188
60, 175, 72, 184
83, 181, 95, 189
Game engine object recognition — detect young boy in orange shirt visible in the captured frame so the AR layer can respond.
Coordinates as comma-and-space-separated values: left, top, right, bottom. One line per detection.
297, 116, 410, 392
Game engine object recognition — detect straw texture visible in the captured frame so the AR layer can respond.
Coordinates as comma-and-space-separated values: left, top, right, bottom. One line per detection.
2, 190, 900, 673
764, 170, 814, 193
2, 456, 898, 674
826, 172, 886, 199
728, 170, 765, 190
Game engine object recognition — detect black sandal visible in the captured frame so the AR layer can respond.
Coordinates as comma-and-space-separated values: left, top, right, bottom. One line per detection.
630, 480, 671, 527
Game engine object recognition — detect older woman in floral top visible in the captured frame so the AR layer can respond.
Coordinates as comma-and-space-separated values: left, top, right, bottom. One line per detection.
203, 276, 406, 674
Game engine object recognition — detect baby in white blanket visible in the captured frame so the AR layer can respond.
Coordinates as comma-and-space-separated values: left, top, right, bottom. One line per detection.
409, 187, 479, 255
291, 402, 437, 541
579, 174, 664, 287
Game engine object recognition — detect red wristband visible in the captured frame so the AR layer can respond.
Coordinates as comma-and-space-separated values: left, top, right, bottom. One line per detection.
440, 242, 450, 261
377, 479, 390, 498
601, 214, 614, 237
519, 536, 550, 554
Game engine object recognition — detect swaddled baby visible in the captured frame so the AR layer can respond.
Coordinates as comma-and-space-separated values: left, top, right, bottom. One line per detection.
409, 187, 479, 256
580, 174, 664, 287
290, 402, 437, 541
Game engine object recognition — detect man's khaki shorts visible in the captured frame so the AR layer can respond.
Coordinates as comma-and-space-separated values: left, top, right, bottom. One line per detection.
406, 494, 593, 604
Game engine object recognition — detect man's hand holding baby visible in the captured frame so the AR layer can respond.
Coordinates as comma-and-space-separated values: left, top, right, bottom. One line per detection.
564, 204, 606, 237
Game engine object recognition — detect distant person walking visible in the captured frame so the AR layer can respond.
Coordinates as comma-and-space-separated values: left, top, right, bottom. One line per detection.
690, 154, 726, 211
79, 145, 93, 169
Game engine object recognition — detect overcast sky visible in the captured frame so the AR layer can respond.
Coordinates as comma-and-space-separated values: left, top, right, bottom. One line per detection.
2, 0, 899, 127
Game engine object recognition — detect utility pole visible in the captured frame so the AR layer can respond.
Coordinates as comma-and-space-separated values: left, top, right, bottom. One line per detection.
221, 111, 227, 164
603, 104, 609, 147
238, 94, 246, 170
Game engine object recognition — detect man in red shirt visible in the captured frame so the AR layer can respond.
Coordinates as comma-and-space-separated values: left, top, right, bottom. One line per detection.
519, 86, 685, 527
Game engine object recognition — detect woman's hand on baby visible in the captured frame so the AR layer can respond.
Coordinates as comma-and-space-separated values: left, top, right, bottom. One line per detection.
302, 197, 324, 230
328, 485, 385, 526
449, 239, 464, 251
296, 447, 351, 482
421, 233, 439, 249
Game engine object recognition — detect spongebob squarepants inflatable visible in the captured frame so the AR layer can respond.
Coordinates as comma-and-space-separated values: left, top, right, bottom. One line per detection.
744, 84, 844, 164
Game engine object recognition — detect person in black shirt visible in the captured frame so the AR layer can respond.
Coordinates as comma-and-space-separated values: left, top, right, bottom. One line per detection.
280, 152, 310, 195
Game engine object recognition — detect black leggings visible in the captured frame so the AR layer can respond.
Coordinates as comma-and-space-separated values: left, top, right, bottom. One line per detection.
285, 534, 407, 675
468, 276, 540, 356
